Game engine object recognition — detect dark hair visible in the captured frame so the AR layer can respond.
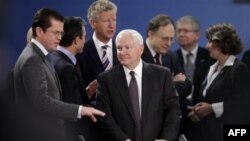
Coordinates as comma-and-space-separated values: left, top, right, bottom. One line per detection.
32, 8, 64, 37
59, 17, 86, 47
147, 14, 174, 34
206, 23, 243, 55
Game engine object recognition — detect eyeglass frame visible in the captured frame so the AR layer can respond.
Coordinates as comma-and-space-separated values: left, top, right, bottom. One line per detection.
46, 29, 64, 37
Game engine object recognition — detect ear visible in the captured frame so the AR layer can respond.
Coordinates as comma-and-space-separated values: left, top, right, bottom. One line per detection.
139, 44, 144, 55
74, 37, 79, 45
89, 19, 97, 29
35, 27, 44, 37
148, 30, 154, 38
195, 32, 200, 40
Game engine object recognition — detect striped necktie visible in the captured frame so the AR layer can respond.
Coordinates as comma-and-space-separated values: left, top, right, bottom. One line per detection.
102, 45, 110, 70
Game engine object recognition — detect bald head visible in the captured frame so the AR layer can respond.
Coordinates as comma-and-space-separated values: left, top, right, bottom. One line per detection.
115, 29, 144, 70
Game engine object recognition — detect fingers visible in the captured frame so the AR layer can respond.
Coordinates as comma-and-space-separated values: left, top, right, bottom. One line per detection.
173, 73, 186, 81
91, 107, 106, 117
81, 106, 106, 122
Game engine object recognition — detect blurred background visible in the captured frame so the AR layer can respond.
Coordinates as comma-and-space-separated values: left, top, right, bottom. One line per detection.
1, 0, 250, 74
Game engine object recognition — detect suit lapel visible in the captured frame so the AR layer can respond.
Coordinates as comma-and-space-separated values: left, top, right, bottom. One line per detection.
205, 66, 230, 98
31, 43, 62, 93
142, 43, 155, 64
115, 65, 135, 123
112, 40, 119, 66
141, 62, 153, 125
89, 38, 105, 72
177, 49, 184, 67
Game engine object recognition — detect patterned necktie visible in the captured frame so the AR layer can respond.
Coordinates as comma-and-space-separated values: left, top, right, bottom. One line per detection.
102, 45, 110, 70
154, 53, 161, 65
185, 52, 194, 81
128, 71, 142, 141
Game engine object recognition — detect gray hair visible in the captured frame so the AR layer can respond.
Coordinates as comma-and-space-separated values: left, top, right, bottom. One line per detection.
116, 29, 144, 46
176, 15, 200, 32
87, 0, 117, 21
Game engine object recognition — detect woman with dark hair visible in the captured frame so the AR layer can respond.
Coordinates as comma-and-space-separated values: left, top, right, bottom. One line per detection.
189, 23, 250, 141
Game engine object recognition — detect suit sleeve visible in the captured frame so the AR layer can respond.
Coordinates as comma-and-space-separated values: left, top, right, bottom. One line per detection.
160, 70, 181, 141
57, 65, 89, 105
242, 51, 250, 71
223, 63, 250, 123
21, 56, 79, 120
96, 75, 129, 141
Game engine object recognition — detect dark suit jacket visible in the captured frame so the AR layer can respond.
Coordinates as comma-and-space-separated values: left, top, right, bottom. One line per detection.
142, 43, 192, 99
176, 47, 215, 104
52, 51, 89, 105
76, 38, 119, 86
14, 43, 79, 141
196, 60, 250, 141
242, 49, 250, 71
96, 62, 180, 141
52, 50, 101, 141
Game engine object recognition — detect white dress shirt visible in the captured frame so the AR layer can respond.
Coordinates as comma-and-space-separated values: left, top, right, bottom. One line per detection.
181, 44, 199, 65
93, 32, 113, 67
123, 60, 143, 116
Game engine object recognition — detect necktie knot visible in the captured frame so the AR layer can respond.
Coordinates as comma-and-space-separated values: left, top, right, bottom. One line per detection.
130, 71, 135, 77
102, 45, 110, 70
187, 52, 193, 58
102, 45, 108, 50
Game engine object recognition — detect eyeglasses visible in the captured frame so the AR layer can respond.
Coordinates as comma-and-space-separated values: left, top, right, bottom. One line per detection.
46, 30, 64, 37
160, 37, 175, 43
176, 29, 195, 34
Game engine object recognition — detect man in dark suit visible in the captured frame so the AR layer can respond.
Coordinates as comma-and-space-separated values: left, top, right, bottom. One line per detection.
142, 14, 192, 140
175, 15, 215, 141
52, 17, 99, 141
14, 8, 105, 141
142, 14, 192, 109
76, 0, 119, 103
96, 29, 180, 141
175, 15, 215, 105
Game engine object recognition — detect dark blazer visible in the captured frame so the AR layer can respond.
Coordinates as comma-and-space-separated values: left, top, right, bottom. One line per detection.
142, 43, 192, 99
52, 50, 102, 141
176, 47, 215, 104
76, 38, 119, 86
96, 62, 181, 141
52, 51, 87, 141
242, 49, 250, 71
52, 51, 89, 105
14, 43, 79, 141
196, 60, 250, 141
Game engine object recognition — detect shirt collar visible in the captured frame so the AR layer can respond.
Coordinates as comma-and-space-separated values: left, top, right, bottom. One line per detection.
31, 38, 49, 56
93, 32, 112, 48
211, 55, 236, 71
181, 43, 198, 56
146, 38, 159, 58
57, 46, 77, 65
123, 59, 143, 78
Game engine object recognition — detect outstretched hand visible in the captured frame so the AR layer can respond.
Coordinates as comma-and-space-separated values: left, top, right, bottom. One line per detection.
81, 106, 105, 122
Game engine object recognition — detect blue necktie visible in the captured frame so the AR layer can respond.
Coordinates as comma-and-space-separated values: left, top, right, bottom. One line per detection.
46, 53, 55, 74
